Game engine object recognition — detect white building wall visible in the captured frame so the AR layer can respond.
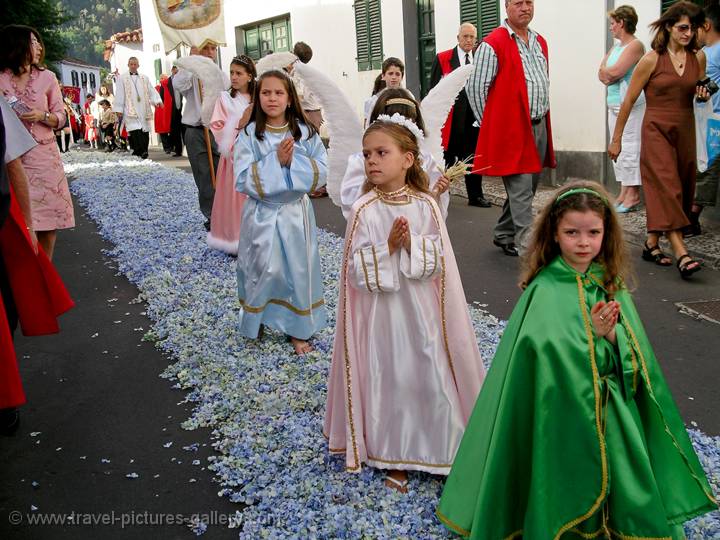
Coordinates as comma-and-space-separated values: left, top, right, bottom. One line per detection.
59, 63, 101, 108
381, 0, 406, 61
435, 2, 462, 53
519, 0, 608, 153
133, 0, 671, 160
109, 43, 145, 80
222, 0, 386, 120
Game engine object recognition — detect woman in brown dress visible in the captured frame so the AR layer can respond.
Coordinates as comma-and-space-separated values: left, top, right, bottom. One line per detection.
609, 1, 707, 279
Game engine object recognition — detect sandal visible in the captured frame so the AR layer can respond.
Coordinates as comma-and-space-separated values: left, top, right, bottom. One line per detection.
641, 242, 672, 266
384, 474, 409, 493
677, 254, 701, 279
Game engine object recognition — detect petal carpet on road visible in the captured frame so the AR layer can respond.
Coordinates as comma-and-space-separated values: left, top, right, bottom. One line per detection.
65, 151, 719, 538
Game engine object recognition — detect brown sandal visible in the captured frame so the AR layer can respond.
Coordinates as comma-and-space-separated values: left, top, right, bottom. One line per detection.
677, 254, 701, 279
641, 242, 672, 266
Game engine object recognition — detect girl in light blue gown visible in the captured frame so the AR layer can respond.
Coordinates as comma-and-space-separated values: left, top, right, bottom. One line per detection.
233, 69, 328, 355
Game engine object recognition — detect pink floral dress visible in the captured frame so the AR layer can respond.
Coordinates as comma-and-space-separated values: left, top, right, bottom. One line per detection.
0, 67, 75, 231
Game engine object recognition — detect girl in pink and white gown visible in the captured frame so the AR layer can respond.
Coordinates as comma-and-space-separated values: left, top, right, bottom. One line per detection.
207, 55, 256, 255
324, 118, 486, 492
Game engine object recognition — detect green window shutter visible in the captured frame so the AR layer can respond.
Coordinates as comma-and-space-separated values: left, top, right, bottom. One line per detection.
154, 58, 162, 82
354, 0, 383, 71
479, 0, 499, 39
273, 20, 290, 52
368, 0, 383, 69
459, 0, 478, 28
244, 28, 261, 61
238, 16, 291, 61
459, 0, 499, 39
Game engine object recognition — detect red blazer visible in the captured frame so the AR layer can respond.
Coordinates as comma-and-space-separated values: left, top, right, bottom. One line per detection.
473, 27, 556, 176
0, 190, 74, 408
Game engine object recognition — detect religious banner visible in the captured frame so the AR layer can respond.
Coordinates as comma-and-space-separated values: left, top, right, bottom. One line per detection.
152, 0, 226, 51
63, 86, 81, 104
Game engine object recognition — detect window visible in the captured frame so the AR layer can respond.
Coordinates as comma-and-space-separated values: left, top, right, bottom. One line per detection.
153, 43, 161, 53
71, 70, 79, 87
90, 73, 96, 90
417, 0, 435, 97
236, 16, 292, 61
459, 0, 499, 39
154, 58, 162, 82
354, 0, 383, 71
81, 71, 87, 87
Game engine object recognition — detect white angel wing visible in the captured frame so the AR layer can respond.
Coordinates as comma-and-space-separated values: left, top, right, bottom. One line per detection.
419, 63, 475, 167
255, 52, 298, 76
293, 62, 363, 207
175, 55, 230, 126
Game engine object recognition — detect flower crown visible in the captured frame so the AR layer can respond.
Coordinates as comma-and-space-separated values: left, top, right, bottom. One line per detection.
372, 113, 425, 144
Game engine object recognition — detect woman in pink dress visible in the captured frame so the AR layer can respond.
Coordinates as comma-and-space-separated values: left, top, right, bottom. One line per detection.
207, 55, 256, 255
0, 25, 74, 259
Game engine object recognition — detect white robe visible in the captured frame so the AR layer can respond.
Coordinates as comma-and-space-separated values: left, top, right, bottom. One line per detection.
113, 73, 161, 132
324, 189, 486, 474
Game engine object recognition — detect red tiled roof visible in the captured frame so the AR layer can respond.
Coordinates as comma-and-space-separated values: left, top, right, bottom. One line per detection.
103, 28, 143, 61
111, 29, 143, 44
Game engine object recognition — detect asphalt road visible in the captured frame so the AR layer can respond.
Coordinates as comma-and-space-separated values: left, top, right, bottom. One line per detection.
1, 149, 717, 540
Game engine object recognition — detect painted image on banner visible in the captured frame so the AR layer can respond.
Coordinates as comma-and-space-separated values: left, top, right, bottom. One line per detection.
156, 0, 221, 30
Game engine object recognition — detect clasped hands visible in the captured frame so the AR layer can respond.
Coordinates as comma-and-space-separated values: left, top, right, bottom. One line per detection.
590, 300, 620, 345
388, 216, 411, 255
277, 136, 294, 167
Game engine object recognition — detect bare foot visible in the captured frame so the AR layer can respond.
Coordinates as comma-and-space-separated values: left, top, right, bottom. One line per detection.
290, 337, 313, 355
384, 470, 408, 493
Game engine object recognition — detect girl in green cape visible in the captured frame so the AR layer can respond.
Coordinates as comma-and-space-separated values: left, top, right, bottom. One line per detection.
437, 181, 717, 539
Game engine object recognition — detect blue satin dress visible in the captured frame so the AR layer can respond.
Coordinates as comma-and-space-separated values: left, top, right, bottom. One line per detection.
233, 122, 328, 339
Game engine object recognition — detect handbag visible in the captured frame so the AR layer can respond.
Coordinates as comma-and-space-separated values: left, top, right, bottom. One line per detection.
695, 99, 712, 172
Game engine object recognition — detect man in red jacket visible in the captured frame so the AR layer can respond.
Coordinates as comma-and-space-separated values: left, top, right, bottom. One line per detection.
467, 0, 556, 256
430, 23, 491, 208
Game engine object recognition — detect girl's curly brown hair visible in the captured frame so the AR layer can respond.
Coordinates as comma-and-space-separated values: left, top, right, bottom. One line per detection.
519, 181, 633, 297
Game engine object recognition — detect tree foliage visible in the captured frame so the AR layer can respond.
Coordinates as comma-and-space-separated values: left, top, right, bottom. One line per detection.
0, 0, 140, 69
0, 0, 72, 67
57, 0, 140, 67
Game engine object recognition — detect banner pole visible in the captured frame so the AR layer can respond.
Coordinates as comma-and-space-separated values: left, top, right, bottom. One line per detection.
198, 80, 216, 188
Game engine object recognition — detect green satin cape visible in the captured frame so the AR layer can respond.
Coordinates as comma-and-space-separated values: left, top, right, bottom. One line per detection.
437, 256, 717, 539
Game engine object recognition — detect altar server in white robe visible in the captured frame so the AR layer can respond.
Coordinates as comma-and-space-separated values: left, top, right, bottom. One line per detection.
113, 57, 161, 159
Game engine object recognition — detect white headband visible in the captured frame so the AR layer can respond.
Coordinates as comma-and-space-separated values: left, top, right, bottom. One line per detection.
372, 113, 425, 144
